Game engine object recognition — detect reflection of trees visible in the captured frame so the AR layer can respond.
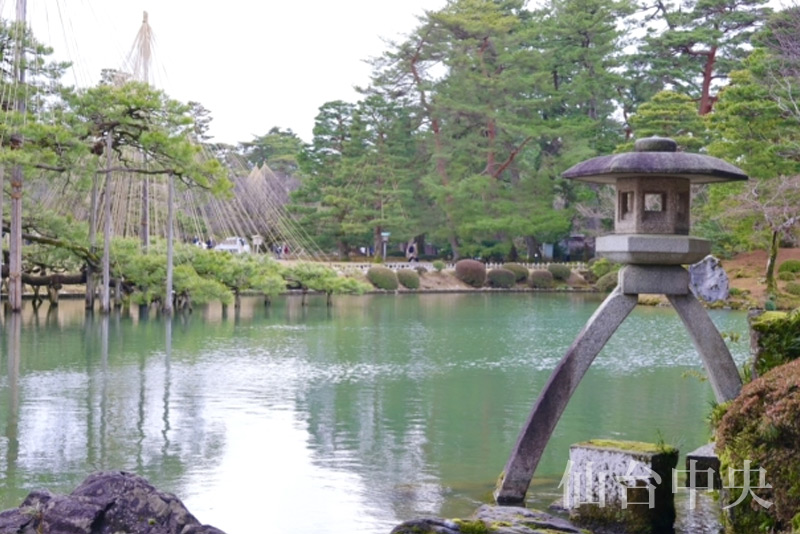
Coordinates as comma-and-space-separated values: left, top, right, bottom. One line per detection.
3, 314, 21, 497
0, 301, 228, 507
292, 295, 750, 521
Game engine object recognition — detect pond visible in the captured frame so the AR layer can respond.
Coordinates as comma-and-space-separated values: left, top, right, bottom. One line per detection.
0, 293, 748, 533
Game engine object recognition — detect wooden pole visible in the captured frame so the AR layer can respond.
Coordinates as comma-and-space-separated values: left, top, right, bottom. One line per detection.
164, 173, 175, 314
101, 131, 113, 313
0, 166, 4, 304
8, 0, 28, 313
86, 172, 99, 310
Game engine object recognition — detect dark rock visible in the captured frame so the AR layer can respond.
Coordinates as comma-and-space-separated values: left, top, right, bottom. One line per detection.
0, 471, 224, 534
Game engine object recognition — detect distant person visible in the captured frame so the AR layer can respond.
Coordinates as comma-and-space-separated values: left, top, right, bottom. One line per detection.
407, 243, 418, 262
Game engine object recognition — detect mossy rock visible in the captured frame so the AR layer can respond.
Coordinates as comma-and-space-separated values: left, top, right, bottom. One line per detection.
455, 259, 486, 288
397, 269, 421, 290
579, 438, 677, 455
528, 269, 554, 289
366, 266, 399, 290
547, 263, 572, 281
716, 358, 800, 533
595, 271, 618, 292
487, 268, 516, 289
502, 263, 529, 283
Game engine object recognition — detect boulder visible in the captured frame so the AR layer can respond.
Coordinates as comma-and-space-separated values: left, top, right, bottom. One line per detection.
689, 255, 729, 302
0, 471, 225, 534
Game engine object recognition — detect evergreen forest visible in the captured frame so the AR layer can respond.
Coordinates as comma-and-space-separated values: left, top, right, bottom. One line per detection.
2, 0, 800, 309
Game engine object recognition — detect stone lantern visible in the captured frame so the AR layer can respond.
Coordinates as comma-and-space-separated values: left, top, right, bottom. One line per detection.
563, 136, 746, 266
495, 137, 747, 506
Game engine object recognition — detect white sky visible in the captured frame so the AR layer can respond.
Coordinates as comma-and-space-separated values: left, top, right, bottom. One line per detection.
3, 0, 446, 145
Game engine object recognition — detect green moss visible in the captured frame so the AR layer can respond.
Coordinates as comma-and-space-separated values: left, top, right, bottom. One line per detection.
753, 311, 789, 326
452, 519, 490, 534
578, 439, 677, 455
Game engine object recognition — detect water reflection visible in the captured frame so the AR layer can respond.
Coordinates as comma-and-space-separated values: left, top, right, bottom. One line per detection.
0, 295, 749, 534
3, 313, 21, 492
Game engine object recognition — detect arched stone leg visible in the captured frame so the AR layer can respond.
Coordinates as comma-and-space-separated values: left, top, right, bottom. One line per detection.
667, 293, 742, 402
495, 286, 639, 504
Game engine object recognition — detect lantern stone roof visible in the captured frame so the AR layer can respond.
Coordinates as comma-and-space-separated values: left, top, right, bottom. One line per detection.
562, 137, 748, 185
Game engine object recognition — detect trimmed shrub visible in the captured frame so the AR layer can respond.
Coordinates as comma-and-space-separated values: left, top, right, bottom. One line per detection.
432, 260, 445, 272
778, 271, 796, 281
487, 268, 515, 289
366, 266, 399, 290
397, 269, 420, 290
595, 271, 618, 292
715, 358, 800, 533
528, 269, 554, 289
547, 263, 572, 281
590, 257, 615, 279
785, 282, 800, 296
455, 259, 486, 288
778, 259, 800, 273
503, 263, 529, 283
749, 310, 800, 376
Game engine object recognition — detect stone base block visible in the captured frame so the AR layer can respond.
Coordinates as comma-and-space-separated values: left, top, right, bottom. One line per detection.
565, 439, 678, 534
597, 234, 711, 265
685, 443, 721, 489
619, 265, 690, 295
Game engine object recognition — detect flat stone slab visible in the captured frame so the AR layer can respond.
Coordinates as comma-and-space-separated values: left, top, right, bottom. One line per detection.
597, 234, 711, 265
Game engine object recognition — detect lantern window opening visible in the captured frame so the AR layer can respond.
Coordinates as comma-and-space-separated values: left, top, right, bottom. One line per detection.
619, 191, 634, 221
644, 192, 666, 212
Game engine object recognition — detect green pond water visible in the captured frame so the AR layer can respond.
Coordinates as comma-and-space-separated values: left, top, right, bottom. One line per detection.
0, 293, 748, 533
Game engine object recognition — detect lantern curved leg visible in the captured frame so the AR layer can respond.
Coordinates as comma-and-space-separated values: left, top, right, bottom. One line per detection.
667, 293, 742, 402
495, 286, 639, 505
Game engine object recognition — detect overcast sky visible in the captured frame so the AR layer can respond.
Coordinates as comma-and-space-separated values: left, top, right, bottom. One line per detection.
3, 0, 446, 144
